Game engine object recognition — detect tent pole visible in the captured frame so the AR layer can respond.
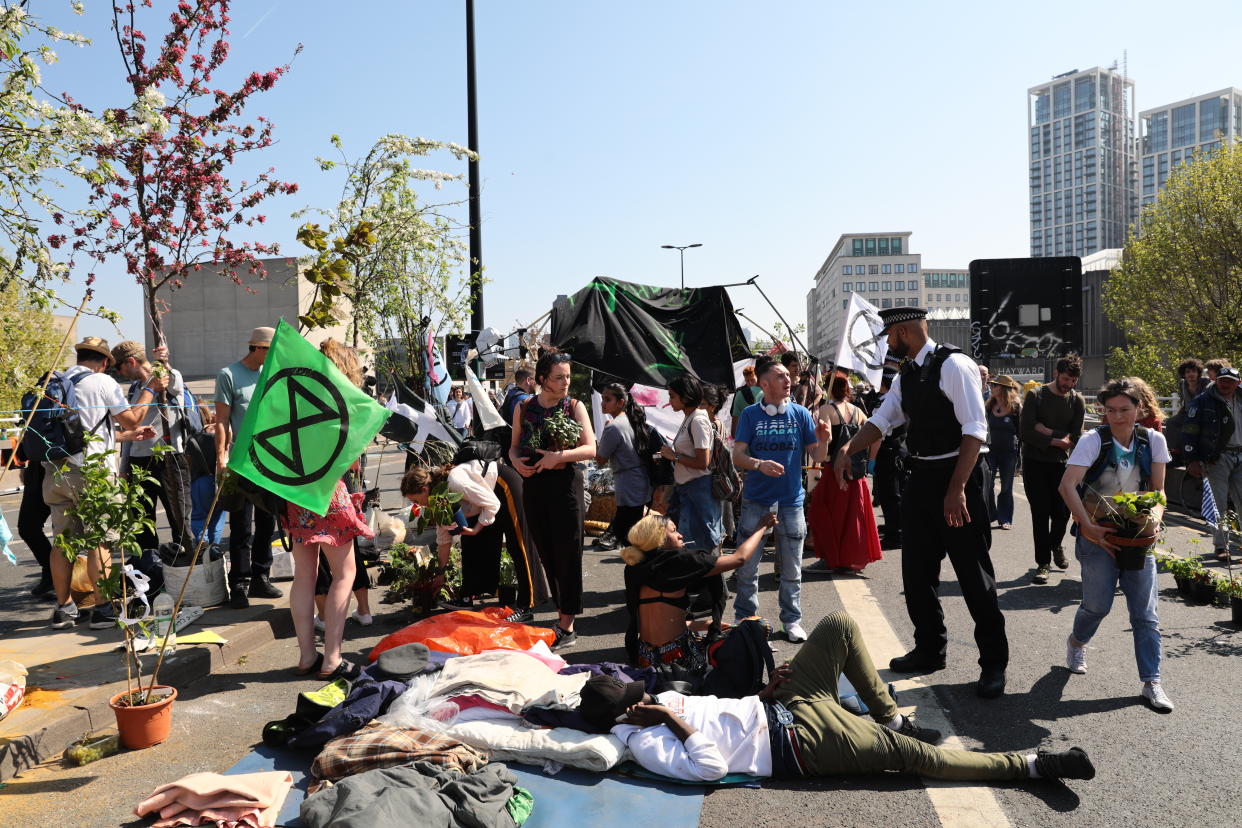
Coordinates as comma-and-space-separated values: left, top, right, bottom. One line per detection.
745, 275, 813, 361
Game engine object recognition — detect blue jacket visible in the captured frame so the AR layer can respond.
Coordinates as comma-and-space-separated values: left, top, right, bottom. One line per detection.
1182, 387, 1237, 463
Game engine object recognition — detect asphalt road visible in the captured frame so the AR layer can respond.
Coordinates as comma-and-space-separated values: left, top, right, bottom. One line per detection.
2, 468, 1240, 827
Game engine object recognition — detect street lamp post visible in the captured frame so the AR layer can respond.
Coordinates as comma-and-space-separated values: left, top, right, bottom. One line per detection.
660, 243, 702, 290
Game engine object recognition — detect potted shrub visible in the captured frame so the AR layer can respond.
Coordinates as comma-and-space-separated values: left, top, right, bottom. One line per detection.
1189, 569, 1219, 605
1218, 576, 1242, 625
382, 542, 446, 615
519, 407, 581, 462
496, 550, 518, 608
1096, 491, 1165, 570
55, 444, 180, 750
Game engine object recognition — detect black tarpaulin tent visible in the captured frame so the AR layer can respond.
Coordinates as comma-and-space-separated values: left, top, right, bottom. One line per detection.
549, 277, 750, 388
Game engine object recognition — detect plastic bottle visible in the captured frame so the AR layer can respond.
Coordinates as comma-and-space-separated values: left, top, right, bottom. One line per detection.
152, 592, 176, 651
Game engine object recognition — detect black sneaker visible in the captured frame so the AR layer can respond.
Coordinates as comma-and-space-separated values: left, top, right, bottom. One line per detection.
1032, 566, 1050, 585
1034, 746, 1095, 781
897, 715, 942, 745
551, 626, 578, 651
249, 574, 284, 599
1053, 547, 1069, 570
503, 608, 534, 624
594, 531, 618, 551
440, 595, 476, 611
229, 584, 251, 609
889, 650, 946, 674
30, 576, 55, 599
88, 604, 118, 630
50, 601, 80, 629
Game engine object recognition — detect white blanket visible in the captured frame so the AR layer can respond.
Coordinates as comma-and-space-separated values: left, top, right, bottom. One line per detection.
442, 718, 629, 773
429, 651, 590, 712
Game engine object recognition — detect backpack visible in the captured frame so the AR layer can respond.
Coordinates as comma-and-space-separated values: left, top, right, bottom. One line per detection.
451, 438, 505, 475
20, 369, 109, 463
709, 433, 741, 501
701, 618, 775, 698
179, 385, 204, 434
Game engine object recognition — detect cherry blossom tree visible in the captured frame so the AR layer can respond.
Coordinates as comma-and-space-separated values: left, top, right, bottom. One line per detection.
71, 0, 298, 341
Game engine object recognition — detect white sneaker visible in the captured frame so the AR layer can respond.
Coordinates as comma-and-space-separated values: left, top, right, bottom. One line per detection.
1065, 637, 1087, 674
313, 614, 325, 632
350, 611, 373, 626
1142, 682, 1174, 712
784, 622, 808, 643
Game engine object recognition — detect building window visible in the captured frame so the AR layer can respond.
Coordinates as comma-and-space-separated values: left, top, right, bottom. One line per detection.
895, 264, 905, 273
852, 239, 864, 257
878, 237, 889, 255
842, 299, 848, 309
909, 297, 919, 306
1172, 103, 1196, 147
895, 298, 905, 307
907, 279, 917, 291
869, 281, 879, 292
842, 265, 852, 275
881, 298, 892, 309
880, 264, 890, 274
882, 281, 892, 291
865, 238, 876, 256
1053, 82, 1071, 118
890, 237, 903, 254
908, 263, 917, 273
868, 265, 879, 275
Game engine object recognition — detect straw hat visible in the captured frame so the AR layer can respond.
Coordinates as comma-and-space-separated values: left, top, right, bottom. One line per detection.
248, 326, 275, 346
989, 374, 1021, 391
75, 336, 113, 363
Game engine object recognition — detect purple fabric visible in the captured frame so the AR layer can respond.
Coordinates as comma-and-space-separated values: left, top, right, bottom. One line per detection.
559, 662, 657, 691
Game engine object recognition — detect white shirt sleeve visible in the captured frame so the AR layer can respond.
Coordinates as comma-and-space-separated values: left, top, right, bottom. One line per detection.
448, 462, 500, 527
867, 376, 907, 437
616, 726, 730, 782
104, 377, 131, 418
1067, 430, 1102, 467
1149, 431, 1172, 463
940, 353, 989, 443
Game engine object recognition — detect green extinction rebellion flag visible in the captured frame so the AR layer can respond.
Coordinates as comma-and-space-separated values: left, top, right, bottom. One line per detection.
228, 320, 390, 516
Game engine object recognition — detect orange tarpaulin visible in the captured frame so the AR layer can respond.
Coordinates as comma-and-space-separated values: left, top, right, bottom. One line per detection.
368, 607, 556, 661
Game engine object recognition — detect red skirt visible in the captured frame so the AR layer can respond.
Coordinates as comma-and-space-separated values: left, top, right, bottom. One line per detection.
808, 477, 882, 571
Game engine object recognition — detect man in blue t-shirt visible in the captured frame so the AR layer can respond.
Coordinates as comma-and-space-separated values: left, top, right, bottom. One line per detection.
731, 356, 827, 641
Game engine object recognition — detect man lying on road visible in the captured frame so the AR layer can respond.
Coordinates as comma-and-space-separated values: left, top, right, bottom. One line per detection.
577, 611, 1094, 785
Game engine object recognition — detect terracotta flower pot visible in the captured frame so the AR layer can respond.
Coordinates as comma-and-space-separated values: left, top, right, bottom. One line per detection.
110, 685, 177, 750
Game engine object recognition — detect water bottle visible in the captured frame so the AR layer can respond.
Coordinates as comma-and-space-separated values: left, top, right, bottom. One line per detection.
152, 592, 176, 651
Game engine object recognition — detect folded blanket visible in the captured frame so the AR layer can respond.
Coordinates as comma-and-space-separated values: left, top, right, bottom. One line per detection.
312, 721, 489, 782
134, 771, 293, 828
443, 718, 628, 773
430, 651, 590, 712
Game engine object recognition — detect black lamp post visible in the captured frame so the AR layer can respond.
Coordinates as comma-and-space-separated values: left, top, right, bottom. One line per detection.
660, 243, 702, 290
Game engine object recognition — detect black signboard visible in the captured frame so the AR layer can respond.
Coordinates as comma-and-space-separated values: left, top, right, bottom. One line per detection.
968, 257, 1082, 361
444, 334, 474, 381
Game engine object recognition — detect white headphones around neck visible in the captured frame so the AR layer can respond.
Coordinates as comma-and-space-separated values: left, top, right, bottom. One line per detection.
762, 398, 789, 416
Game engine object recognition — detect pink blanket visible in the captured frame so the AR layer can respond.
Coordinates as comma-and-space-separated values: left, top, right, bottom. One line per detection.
134, 771, 293, 828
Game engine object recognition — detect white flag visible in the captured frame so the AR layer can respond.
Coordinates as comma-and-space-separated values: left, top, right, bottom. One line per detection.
465, 366, 507, 430
835, 294, 888, 385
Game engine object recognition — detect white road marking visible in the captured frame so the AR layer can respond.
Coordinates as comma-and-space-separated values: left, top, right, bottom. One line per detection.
832, 576, 1013, 828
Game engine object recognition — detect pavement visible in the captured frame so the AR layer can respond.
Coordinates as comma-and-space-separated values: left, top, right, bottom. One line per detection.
1, 460, 1241, 826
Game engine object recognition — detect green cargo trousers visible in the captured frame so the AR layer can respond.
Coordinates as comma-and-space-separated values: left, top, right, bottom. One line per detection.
776, 612, 1027, 781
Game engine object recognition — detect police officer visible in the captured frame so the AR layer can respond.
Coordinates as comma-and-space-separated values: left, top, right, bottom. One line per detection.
831, 307, 1008, 699
872, 366, 907, 549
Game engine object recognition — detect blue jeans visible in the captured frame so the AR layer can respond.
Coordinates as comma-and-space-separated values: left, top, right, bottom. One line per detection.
669, 474, 723, 552
191, 475, 226, 547
988, 447, 1018, 526
733, 498, 806, 626
1070, 535, 1162, 683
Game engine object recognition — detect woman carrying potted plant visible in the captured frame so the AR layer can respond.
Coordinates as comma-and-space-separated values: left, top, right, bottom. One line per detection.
509, 352, 597, 650
1057, 377, 1175, 712
399, 458, 547, 622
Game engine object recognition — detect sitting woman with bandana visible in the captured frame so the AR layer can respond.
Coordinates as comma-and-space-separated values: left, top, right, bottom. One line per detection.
621, 512, 775, 680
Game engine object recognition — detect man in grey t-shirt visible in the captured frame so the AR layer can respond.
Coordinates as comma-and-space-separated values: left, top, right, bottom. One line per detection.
214, 326, 283, 608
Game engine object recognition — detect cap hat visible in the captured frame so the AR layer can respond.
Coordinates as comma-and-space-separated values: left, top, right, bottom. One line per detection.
1217, 366, 1240, 381
374, 642, 431, 680
75, 336, 113, 363
248, 326, 276, 346
877, 306, 928, 334
577, 675, 645, 731
111, 340, 147, 366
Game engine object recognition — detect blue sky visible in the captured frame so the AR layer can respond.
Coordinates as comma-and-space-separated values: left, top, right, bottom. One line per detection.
44, 0, 1242, 351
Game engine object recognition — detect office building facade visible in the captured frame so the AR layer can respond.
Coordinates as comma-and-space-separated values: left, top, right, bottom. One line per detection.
922, 269, 970, 316
1028, 67, 1137, 258
1138, 88, 1242, 206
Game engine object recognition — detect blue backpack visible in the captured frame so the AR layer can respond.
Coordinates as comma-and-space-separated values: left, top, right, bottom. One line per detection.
20, 369, 108, 463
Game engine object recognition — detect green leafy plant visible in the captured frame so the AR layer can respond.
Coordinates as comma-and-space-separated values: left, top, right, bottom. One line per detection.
382, 542, 445, 615
498, 550, 517, 587
412, 481, 463, 534
1217, 576, 1242, 600
542, 407, 582, 451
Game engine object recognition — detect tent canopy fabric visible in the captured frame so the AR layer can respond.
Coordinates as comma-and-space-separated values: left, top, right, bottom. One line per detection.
550, 277, 750, 389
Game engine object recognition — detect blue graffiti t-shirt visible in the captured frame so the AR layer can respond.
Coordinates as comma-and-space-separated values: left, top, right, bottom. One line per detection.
734, 401, 819, 507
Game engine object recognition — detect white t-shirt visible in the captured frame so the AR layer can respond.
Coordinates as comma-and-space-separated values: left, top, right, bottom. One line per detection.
672, 409, 713, 485
65, 366, 131, 471
611, 692, 772, 781
447, 398, 473, 430
1067, 428, 1171, 496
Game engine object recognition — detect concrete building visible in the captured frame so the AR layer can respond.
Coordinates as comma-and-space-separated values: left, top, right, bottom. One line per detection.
922, 269, 970, 316
52, 314, 78, 346
1028, 66, 1137, 258
143, 256, 351, 381
1139, 87, 1242, 206
807, 232, 921, 360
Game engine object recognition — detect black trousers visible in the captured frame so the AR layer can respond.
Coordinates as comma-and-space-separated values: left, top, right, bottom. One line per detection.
873, 446, 906, 540
315, 543, 371, 595
130, 452, 193, 554
901, 457, 1008, 670
228, 500, 276, 585
609, 504, 646, 549
1022, 458, 1069, 567
523, 465, 584, 616
18, 462, 52, 579
461, 463, 549, 609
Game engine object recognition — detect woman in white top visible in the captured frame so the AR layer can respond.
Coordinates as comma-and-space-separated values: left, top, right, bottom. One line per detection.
445, 385, 473, 434
658, 373, 720, 552
1058, 377, 1174, 712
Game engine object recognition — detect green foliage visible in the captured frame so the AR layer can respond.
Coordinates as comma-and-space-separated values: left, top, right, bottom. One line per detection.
53, 442, 156, 569
1217, 576, 1242, 599
0, 281, 63, 414
498, 549, 516, 587
1157, 552, 1204, 580
541, 407, 583, 451
296, 221, 376, 330
1105, 143, 1242, 387
382, 541, 446, 614
1110, 491, 1166, 519
412, 481, 463, 533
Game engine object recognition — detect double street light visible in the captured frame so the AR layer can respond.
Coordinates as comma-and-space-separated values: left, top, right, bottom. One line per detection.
660, 243, 702, 290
